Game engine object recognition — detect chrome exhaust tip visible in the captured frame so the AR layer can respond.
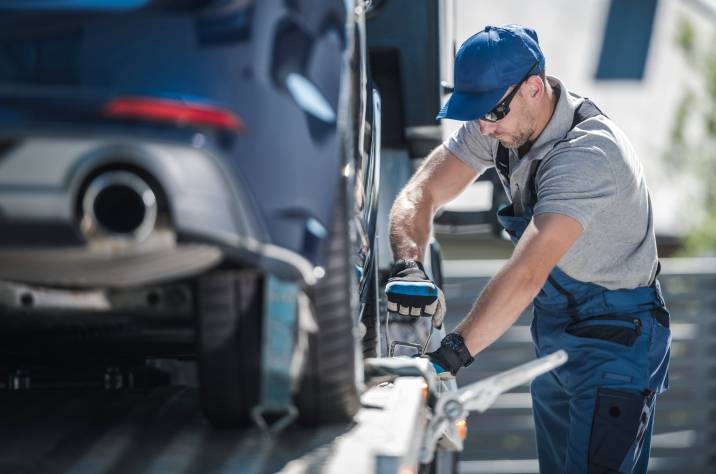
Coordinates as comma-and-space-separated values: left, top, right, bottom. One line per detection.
81, 171, 158, 243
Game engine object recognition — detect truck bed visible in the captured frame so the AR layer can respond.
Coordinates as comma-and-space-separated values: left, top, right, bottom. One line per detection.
0, 373, 433, 474
0, 386, 352, 474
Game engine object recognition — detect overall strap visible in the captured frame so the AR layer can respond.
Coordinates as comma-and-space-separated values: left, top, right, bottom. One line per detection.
564, 96, 606, 139
495, 144, 510, 187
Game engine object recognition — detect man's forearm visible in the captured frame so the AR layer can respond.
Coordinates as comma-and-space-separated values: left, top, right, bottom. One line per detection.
454, 259, 544, 355
388, 146, 480, 262
388, 185, 435, 262
453, 213, 583, 356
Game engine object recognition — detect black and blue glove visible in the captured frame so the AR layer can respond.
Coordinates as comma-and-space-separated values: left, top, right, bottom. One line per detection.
426, 332, 475, 379
385, 259, 445, 328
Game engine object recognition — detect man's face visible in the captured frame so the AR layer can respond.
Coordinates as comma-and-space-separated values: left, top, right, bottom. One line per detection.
477, 83, 536, 149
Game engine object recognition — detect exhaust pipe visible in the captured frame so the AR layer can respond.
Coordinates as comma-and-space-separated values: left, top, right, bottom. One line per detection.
81, 171, 158, 243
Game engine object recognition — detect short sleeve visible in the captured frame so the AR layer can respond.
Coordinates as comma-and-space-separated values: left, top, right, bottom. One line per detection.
443, 120, 495, 174
533, 146, 617, 229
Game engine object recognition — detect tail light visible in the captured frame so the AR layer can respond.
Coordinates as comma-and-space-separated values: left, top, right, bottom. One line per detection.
103, 96, 244, 133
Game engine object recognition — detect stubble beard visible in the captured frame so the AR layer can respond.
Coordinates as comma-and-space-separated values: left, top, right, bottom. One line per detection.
498, 109, 536, 149
498, 126, 534, 149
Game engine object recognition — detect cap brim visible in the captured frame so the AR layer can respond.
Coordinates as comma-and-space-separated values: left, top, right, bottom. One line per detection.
436, 85, 509, 121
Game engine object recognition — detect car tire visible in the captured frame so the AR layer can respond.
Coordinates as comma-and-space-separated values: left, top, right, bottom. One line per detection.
195, 269, 262, 428
295, 180, 362, 425
196, 179, 363, 427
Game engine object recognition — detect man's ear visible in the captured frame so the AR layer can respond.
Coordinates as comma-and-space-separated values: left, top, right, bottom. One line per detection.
526, 75, 543, 98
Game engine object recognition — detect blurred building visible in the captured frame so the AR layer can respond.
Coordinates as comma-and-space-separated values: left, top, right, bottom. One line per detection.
439, 0, 716, 248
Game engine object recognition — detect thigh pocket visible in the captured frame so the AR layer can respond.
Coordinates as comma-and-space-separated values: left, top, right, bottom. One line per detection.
589, 389, 650, 473
566, 315, 641, 347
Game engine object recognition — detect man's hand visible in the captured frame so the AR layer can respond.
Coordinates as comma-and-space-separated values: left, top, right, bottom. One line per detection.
385, 259, 445, 328
425, 332, 475, 379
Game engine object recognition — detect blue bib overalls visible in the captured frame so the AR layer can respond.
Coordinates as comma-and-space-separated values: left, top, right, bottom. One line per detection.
494, 100, 672, 473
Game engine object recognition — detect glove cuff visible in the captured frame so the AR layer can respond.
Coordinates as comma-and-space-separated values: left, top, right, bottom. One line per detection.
431, 333, 474, 375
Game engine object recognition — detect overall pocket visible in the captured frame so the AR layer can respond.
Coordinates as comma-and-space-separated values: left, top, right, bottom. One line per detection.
588, 388, 653, 473
566, 315, 642, 347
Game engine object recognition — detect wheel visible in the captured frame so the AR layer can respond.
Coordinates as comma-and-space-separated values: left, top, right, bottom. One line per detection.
294, 180, 362, 425
195, 269, 262, 427
195, 181, 363, 427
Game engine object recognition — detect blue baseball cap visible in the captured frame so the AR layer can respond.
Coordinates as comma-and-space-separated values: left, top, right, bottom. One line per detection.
437, 24, 545, 121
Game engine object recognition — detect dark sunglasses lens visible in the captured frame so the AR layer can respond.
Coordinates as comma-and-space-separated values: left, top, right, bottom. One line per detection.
482, 105, 507, 122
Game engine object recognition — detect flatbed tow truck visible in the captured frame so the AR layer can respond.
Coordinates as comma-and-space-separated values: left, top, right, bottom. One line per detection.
0, 2, 568, 472
0, 347, 566, 474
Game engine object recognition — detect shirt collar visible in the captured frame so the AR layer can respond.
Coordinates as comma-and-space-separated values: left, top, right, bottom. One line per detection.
521, 75, 583, 162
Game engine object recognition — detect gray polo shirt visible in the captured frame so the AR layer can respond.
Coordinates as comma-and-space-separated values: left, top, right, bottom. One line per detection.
444, 76, 658, 290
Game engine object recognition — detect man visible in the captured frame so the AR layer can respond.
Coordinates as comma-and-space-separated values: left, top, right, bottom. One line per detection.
385, 24, 671, 473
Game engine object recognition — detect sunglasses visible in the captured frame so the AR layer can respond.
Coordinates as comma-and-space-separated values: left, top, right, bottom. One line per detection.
481, 62, 539, 123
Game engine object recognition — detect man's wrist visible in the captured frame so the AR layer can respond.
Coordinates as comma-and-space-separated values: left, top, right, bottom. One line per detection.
429, 333, 475, 375
442, 333, 475, 367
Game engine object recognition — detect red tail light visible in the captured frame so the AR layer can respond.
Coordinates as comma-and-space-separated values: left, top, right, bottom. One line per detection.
103, 96, 244, 133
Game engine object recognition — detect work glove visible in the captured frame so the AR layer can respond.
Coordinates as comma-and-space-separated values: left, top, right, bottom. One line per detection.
425, 332, 475, 380
385, 259, 445, 328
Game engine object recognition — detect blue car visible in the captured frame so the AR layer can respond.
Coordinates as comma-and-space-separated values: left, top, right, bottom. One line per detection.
0, 0, 382, 427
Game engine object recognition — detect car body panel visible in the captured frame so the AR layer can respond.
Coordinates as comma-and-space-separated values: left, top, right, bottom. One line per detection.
0, 0, 381, 288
